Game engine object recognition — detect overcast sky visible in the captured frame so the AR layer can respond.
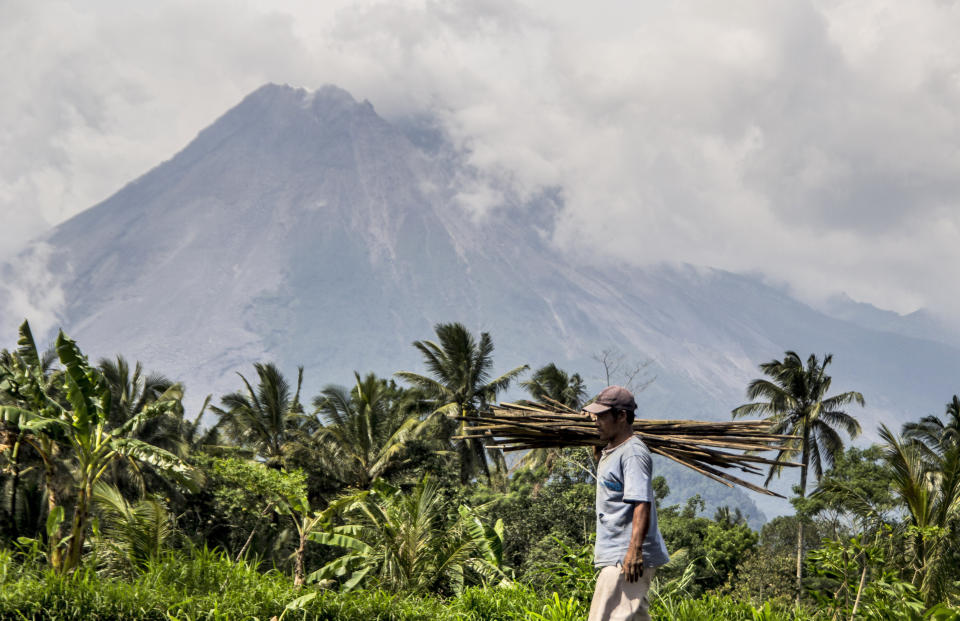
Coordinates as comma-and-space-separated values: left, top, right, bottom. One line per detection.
3, 0, 960, 319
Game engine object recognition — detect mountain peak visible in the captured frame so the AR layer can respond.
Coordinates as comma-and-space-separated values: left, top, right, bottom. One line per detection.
239, 83, 375, 120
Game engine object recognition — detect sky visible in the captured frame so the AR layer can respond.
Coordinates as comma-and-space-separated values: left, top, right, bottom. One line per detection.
3, 0, 960, 320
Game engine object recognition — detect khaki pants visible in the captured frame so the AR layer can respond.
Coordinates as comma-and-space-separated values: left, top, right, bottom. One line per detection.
588, 565, 656, 621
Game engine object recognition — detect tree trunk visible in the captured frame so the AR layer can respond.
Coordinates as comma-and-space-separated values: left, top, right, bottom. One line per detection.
293, 532, 307, 587
795, 431, 810, 605
235, 525, 259, 563
62, 480, 91, 573
850, 553, 868, 620
8, 434, 23, 539
795, 516, 804, 603
43, 454, 64, 570
235, 502, 275, 562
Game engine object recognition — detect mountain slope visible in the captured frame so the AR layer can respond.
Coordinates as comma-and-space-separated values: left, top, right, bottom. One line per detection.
3, 83, 960, 521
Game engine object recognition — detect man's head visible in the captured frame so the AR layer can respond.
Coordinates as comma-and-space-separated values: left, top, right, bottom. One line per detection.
584, 385, 637, 443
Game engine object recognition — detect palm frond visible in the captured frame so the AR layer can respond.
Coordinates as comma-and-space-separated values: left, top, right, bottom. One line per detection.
393, 372, 449, 398
818, 408, 862, 439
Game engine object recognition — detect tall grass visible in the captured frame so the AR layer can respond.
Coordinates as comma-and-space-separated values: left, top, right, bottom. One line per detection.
0, 547, 538, 621
1, 548, 956, 620
0, 547, 294, 621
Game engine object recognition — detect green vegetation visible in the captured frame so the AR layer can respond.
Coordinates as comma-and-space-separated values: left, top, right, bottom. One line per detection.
1, 320, 959, 619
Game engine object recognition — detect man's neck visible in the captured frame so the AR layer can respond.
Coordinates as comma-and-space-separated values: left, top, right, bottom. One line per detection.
605, 428, 634, 451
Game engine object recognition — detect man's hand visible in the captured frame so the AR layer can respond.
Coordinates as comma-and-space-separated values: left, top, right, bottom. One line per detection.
621, 546, 644, 582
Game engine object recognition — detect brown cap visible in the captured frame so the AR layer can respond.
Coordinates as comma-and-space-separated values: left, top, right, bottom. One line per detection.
583, 385, 637, 414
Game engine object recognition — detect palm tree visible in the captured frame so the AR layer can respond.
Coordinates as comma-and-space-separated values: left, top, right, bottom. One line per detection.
91, 481, 174, 572
211, 363, 312, 469
99, 357, 176, 429
880, 423, 960, 605
520, 363, 587, 410
732, 351, 864, 601
98, 356, 189, 496
180, 395, 224, 453
903, 395, 960, 460
313, 372, 442, 488
309, 476, 509, 593
396, 322, 528, 483
517, 363, 588, 474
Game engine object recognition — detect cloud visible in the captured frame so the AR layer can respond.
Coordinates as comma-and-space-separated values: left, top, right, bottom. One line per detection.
0, 242, 65, 340
0, 0, 311, 252
3, 0, 960, 319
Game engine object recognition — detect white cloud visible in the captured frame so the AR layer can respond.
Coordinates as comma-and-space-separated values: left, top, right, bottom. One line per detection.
0, 242, 65, 340
3, 0, 960, 319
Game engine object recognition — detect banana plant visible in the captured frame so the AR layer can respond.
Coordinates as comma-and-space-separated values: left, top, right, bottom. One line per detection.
57, 329, 200, 572
1, 321, 199, 572
1, 321, 69, 565
279, 492, 360, 587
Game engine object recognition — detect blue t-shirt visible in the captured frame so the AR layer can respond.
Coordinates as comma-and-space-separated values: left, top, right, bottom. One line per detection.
594, 436, 670, 568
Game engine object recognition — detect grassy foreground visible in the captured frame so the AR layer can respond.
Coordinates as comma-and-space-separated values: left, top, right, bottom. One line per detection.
0, 547, 804, 621
8, 547, 954, 621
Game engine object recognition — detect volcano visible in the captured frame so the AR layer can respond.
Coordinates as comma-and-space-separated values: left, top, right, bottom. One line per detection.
4, 83, 960, 521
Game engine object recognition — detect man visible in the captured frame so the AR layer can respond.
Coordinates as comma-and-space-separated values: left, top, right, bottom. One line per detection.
584, 385, 670, 621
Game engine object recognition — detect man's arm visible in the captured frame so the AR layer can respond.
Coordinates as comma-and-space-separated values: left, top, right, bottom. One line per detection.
621, 501, 650, 582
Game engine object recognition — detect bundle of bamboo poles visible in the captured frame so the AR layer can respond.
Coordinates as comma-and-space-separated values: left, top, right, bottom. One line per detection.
456, 401, 800, 497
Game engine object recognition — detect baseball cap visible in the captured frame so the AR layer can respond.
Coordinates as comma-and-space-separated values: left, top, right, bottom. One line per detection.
583, 385, 637, 414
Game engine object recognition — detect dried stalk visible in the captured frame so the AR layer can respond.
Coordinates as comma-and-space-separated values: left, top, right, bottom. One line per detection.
454, 402, 800, 497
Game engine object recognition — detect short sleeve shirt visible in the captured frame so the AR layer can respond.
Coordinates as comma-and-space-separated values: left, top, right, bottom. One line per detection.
594, 436, 670, 568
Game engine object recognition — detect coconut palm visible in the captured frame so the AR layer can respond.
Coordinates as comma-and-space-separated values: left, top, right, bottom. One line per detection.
91, 480, 174, 572
309, 475, 509, 594
313, 372, 442, 488
98, 356, 189, 497
903, 395, 960, 461
99, 357, 176, 429
732, 351, 864, 601
880, 423, 960, 605
516, 363, 588, 474
396, 323, 528, 483
211, 363, 313, 469
180, 394, 223, 453
520, 363, 587, 410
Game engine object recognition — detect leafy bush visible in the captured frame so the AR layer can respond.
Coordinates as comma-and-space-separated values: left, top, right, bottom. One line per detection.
529, 537, 596, 602
310, 476, 509, 594
465, 461, 595, 585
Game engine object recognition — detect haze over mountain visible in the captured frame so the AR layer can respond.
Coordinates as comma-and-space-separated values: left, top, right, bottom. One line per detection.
3, 83, 959, 521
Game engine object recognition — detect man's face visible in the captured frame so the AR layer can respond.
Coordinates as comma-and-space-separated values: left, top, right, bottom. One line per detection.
592, 409, 625, 443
